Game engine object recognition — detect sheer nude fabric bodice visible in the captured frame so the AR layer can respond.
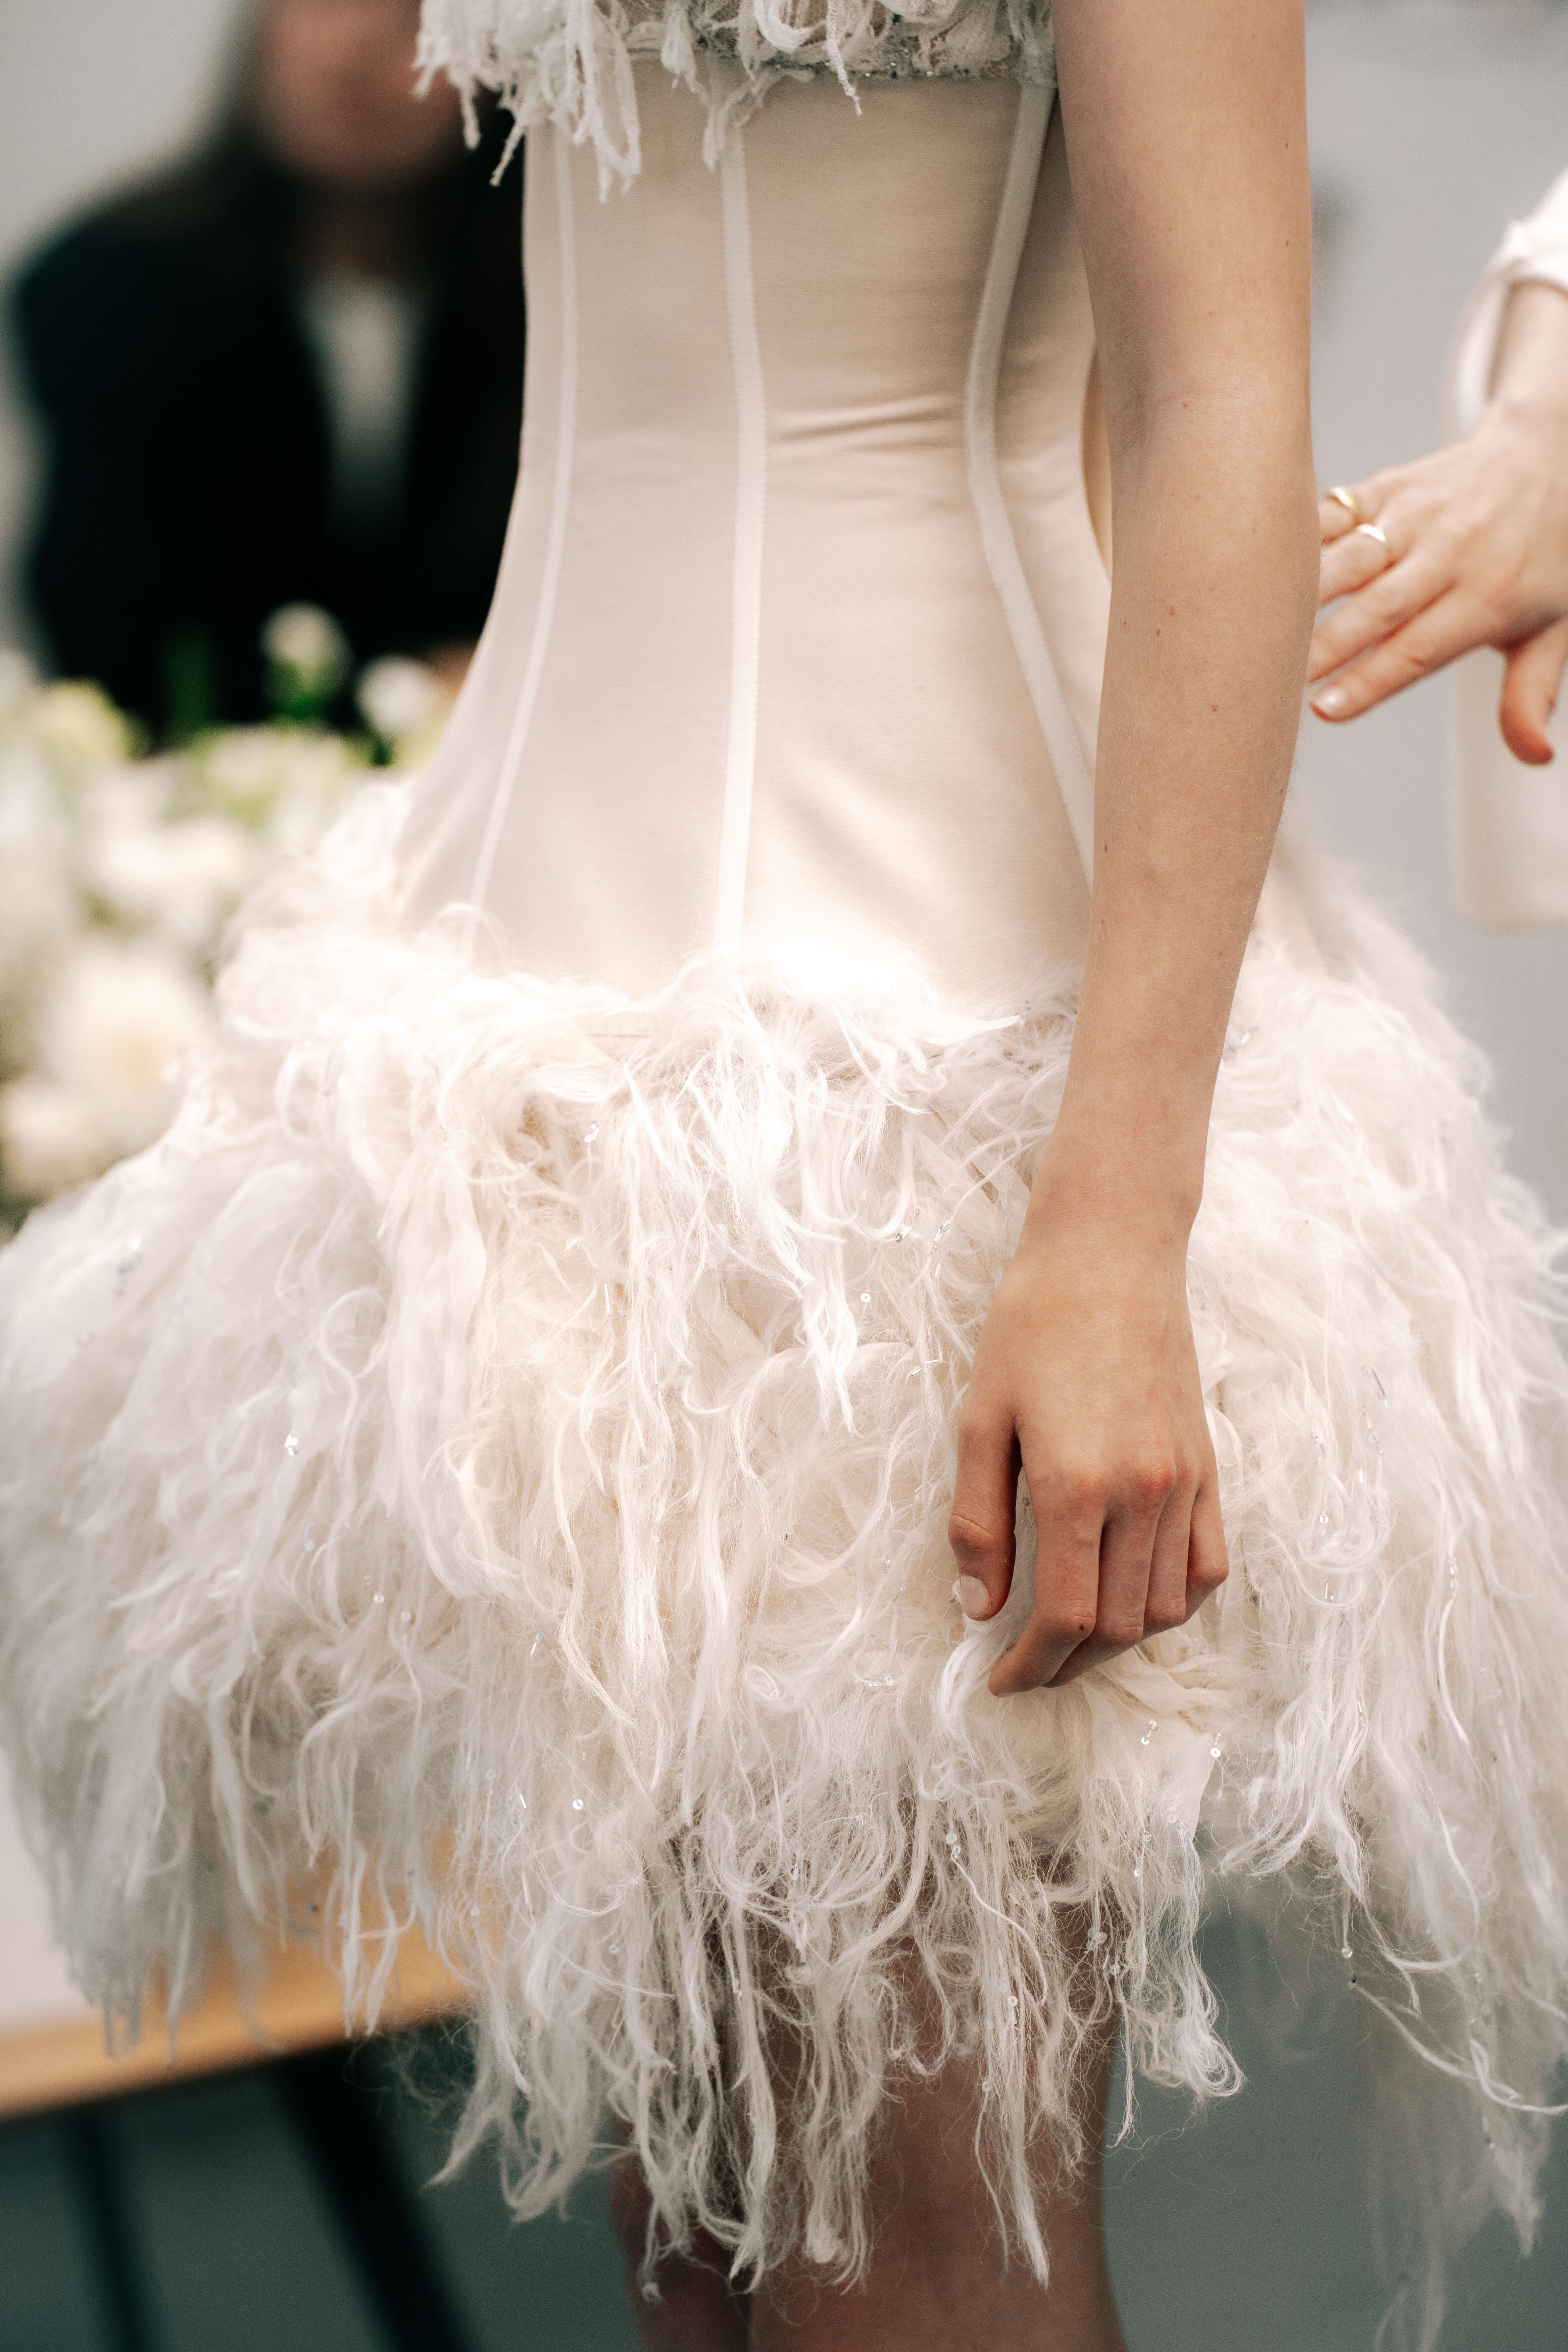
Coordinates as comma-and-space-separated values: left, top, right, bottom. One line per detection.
397, 68, 1110, 1006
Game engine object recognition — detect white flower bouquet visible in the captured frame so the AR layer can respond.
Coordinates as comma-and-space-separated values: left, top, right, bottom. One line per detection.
0, 630, 450, 1219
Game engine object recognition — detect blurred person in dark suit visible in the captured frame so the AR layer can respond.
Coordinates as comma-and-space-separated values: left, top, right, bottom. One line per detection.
10, 0, 524, 734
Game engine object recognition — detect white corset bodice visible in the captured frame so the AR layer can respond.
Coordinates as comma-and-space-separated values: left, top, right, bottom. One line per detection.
397, 67, 1108, 1004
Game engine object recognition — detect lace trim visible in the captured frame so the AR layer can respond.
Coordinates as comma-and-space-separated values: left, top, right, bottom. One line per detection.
418, 0, 1057, 189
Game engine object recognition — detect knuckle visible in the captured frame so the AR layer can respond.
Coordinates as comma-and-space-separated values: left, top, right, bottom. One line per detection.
1191, 1552, 1230, 1597
1060, 1466, 1110, 1521
952, 1408, 991, 1462
1096, 1612, 1145, 1653
948, 1508, 1006, 1561
1129, 1455, 1178, 1514
1142, 1594, 1187, 1634
1040, 1606, 1097, 1645
1384, 634, 1436, 687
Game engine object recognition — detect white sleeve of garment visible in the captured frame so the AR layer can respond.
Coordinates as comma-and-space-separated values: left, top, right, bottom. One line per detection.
1446, 165, 1568, 931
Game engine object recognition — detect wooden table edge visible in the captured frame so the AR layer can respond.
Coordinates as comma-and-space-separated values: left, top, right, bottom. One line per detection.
0, 1936, 470, 2120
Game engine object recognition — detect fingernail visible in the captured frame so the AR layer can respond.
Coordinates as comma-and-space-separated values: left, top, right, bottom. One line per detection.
959, 1574, 991, 1620
1314, 685, 1348, 716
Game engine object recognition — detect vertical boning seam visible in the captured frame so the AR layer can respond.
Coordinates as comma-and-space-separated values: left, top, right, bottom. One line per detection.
712, 92, 768, 948
965, 85, 1096, 887
467, 132, 580, 928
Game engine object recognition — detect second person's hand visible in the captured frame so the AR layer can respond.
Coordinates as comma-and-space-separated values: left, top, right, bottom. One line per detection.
1309, 279, 1568, 761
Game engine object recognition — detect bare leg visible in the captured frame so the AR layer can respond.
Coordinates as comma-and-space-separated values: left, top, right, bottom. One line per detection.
610, 2153, 752, 2352
749, 2022, 1125, 2352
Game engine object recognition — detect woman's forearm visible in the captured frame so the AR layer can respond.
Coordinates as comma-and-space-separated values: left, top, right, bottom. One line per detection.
1037, 401, 1318, 1235
1049, 0, 1316, 1233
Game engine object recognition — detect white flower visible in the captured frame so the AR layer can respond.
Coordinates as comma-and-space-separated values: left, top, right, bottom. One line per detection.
75, 763, 172, 839
0, 1074, 109, 1200
0, 648, 39, 713
0, 747, 79, 1055
356, 656, 453, 770
260, 739, 362, 856
81, 808, 255, 955
261, 603, 349, 698
195, 728, 293, 820
18, 682, 137, 779
357, 656, 442, 742
39, 937, 211, 1158
194, 725, 361, 830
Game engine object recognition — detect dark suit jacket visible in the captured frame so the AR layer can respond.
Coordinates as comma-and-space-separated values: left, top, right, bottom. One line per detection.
10, 123, 524, 731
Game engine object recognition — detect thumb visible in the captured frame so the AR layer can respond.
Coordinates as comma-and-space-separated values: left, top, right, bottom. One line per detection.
1499, 616, 1568, 765
948, 1400, 1019, 1622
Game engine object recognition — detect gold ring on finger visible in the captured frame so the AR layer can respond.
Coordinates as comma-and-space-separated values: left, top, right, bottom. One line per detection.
1325, 484, 1367, 526
1353, 520, 1394, 568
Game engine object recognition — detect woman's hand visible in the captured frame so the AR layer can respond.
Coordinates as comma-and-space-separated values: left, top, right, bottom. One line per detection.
949, 1170, 1228, 1699
1310, 281, 1568, 762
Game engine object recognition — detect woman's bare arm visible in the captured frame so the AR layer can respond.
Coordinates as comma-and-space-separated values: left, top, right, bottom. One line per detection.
950, 0, 1317, 1695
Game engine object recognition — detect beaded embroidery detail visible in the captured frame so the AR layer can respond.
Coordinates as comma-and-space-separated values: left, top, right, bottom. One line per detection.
419, 0, 1056, 188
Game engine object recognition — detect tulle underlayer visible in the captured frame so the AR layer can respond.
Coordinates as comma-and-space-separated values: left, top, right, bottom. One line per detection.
2, 791, 1567, 2346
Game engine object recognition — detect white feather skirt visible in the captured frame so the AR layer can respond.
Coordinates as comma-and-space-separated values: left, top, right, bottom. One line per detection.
2, 785, 1567, 2336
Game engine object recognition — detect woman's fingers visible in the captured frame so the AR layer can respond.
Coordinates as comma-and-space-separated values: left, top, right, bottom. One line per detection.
992, 1467, 1105, 1693
1044, 1467, 1174, 1687
1143, 1479, 1196, 1635
1313, 507, 1450, 640
1499, 614, 1568, 765
990, 1457, 1225, 1698
1309, 567, 1426, 689
1311, 537, 1454, 687
1318, 467, 1413, 548
1312, 586, 1484, 723
1319, 477, 1393, 546
948, 1399, 1020, 1625
1183, 1477, 1230, 1621
1319, 490, 1362, 544
1315, 516, 1407, 608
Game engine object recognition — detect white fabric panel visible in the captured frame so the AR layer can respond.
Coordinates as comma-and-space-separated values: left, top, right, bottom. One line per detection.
712, 80, 767, 948
1447, 165, 1568, 929
398, 71, 1091, 1004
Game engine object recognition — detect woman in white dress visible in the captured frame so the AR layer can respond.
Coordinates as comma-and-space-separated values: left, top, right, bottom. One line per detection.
3, 3, 1567, 2347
